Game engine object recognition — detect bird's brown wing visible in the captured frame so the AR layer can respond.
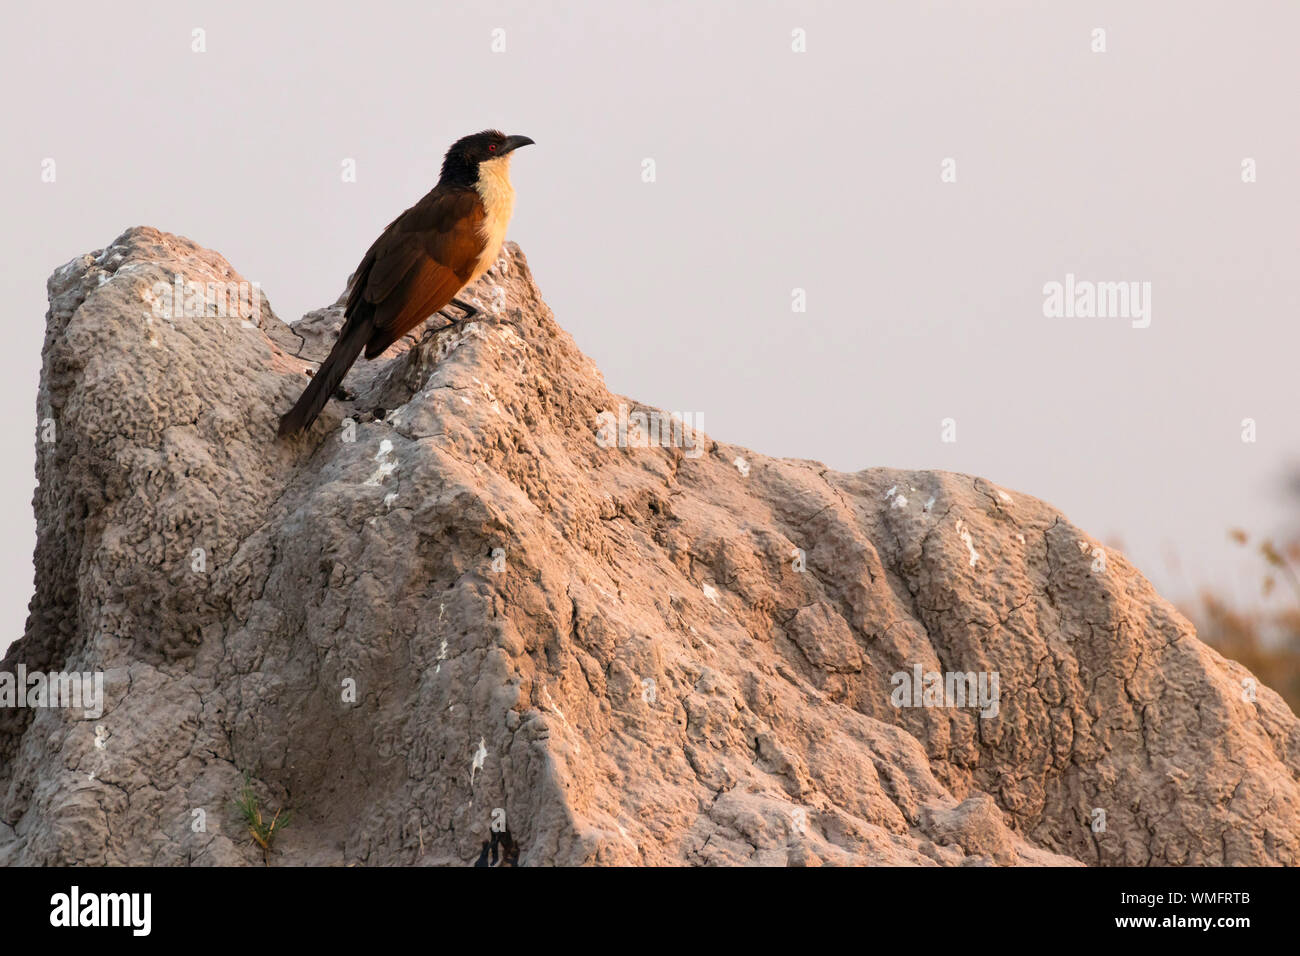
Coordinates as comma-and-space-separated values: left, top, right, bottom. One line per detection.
347, 186, 487, 358
281, 186, 486, 437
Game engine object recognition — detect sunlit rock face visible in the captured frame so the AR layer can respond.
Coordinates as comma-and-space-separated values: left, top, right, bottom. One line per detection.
2, 227, 1296, 867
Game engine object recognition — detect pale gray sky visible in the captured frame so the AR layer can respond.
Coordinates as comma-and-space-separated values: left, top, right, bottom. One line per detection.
3, 0, 1298, 655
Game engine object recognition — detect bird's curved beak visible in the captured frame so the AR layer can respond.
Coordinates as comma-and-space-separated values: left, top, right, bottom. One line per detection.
499, 135, 535, 156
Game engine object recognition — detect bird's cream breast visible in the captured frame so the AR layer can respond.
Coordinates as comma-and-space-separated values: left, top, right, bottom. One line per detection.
470, 155, 516, 283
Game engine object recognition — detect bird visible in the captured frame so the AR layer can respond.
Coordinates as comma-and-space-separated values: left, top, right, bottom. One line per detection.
277, 129, 535, 437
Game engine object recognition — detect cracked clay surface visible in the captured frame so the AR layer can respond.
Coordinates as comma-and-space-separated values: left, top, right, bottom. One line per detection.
2, 227, 1297, 866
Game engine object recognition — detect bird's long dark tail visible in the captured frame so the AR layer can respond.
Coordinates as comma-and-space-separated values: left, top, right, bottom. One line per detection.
277, 318, 373, 437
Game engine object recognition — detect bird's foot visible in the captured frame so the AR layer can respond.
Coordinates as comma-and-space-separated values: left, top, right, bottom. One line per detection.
421, 297, 482, 349
449, 296, 480, 323
433, 297, 480, 328
419, 318, 458, 348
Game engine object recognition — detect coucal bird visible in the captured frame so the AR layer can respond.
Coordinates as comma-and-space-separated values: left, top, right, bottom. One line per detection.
278, 129, 535, 437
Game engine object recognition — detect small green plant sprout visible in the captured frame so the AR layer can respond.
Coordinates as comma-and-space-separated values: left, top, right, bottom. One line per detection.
233, 772, 291, 859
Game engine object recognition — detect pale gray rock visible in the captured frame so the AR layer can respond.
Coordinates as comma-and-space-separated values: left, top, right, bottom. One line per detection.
2, 226, 1297, 866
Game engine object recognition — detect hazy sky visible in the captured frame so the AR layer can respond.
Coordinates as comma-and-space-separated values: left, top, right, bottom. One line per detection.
3, 0, 1298, 656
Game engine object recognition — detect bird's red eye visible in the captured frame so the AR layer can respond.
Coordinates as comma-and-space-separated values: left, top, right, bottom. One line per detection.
488, 144, 497, 152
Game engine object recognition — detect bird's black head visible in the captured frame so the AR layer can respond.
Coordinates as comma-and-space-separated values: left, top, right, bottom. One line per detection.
439, 129, 535, 186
